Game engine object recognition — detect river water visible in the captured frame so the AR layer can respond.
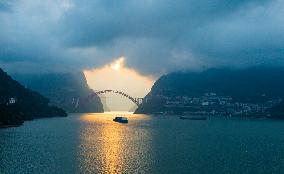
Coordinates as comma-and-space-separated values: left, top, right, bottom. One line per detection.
1, 113, 284, 174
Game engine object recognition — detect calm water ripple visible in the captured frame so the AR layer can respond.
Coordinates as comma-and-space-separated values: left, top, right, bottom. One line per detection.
1, 113, 284, 174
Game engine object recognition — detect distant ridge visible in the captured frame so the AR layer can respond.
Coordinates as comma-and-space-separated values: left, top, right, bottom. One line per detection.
13, 72, 104, 113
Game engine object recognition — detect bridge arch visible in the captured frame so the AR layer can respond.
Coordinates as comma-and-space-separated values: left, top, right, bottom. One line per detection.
88, 89, 143, 106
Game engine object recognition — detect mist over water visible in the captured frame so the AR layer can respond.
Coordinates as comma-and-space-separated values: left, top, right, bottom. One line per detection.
1, 113, 284, 174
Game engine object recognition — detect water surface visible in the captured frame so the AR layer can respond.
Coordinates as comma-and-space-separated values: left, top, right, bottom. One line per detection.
1, 113, 284, 174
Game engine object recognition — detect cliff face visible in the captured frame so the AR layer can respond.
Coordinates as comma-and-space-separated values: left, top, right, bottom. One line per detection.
13, 72, 104, 113
135, 67, 284, 115
0, 68, 67, 126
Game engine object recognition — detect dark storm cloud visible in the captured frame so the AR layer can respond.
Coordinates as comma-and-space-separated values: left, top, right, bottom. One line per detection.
0, 0, 283, 75
61, 0, 269, 46
0, 0, 12, 12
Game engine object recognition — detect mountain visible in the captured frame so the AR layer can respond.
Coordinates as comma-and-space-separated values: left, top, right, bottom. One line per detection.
0, 68, 67, 126
135, 67, 284, 116
12, 73, 104, 113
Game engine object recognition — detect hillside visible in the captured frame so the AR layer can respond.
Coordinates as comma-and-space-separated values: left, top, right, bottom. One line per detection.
13, 73, 104, 113
0, 68, 67, 126
135, 67, 284, 117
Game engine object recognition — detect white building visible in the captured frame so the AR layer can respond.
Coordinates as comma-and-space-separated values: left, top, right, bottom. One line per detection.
8, 97, 16, 104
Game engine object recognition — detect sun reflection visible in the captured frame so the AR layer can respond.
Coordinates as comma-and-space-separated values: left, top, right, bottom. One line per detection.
78, 113, 126, 173
78, 113, 154, 173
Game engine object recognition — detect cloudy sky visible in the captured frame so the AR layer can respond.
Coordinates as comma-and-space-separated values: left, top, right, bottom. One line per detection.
0, 0, 284, 76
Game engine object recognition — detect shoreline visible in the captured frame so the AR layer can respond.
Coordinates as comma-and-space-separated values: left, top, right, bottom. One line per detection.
0, 124, 22, 129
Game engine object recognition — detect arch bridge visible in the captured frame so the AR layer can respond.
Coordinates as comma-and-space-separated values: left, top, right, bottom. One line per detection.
89, 89, 144, 106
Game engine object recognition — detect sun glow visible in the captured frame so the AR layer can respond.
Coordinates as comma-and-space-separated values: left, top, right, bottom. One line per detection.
84, 57, 155, 111
110, 57, 124, 71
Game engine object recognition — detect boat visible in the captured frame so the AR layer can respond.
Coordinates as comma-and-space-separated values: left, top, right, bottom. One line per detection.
113, 117, 128, 123
179, 116, 207, 120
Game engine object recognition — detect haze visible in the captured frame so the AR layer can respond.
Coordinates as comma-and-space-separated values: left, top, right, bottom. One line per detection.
84, 57, 154, 111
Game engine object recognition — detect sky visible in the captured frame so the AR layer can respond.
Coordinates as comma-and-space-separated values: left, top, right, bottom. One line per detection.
84, 57, 154, 111
1, 0, 284, 77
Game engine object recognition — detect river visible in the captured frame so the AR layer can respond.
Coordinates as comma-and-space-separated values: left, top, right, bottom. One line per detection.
1, 113, 284, 174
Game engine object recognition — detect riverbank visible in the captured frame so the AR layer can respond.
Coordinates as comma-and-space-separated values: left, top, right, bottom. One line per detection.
0, 122, 22, 128
0, 124, 21, 128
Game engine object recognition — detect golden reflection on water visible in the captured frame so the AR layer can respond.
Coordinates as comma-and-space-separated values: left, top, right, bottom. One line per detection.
78, 113, 153, 173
